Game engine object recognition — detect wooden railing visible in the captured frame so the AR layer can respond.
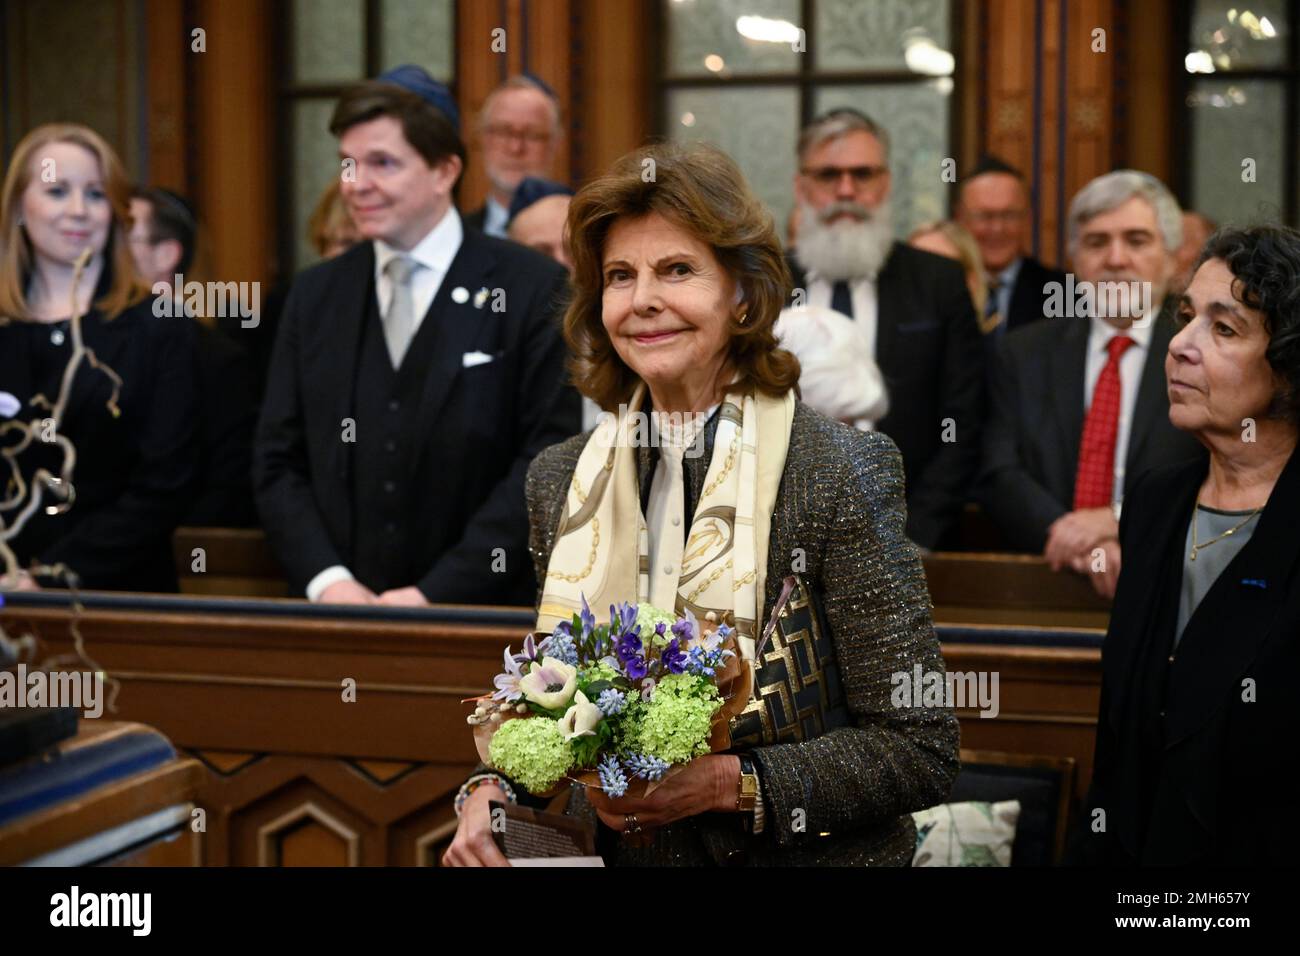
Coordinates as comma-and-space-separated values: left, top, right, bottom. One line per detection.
2, 592, 1102, 866
174, 527, 1112, 629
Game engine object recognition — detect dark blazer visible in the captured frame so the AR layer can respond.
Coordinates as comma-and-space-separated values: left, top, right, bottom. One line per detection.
185, 323, 258, 527
516, 402, 959, 865
252, 224, 579, 604
1078, 443, 1300, 865
788, 243, 986, 549
979, 309, 1204, 552
0, 296, 199, 591
461, 205, 487, 234
1005, 255, 1067, 332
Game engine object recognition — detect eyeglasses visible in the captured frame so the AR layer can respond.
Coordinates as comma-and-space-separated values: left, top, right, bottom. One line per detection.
800, 164, 888, 188
483, 124, 553, 146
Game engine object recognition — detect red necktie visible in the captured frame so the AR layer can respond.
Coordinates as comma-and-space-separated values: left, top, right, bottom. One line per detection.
1073, 334, 1136, 510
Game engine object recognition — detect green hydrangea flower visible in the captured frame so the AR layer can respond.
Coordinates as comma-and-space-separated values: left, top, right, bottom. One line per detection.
620, 673, 721, 765
488, 717, 575, 794
578, 661, 621, 686
635, 604, 677, 647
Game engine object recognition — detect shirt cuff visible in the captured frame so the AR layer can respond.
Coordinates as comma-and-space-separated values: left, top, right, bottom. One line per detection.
306, 565, 355, 602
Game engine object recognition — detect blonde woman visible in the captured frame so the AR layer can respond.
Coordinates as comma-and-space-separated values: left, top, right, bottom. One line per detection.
0, 124, 198, 592
908, 219, 992, 329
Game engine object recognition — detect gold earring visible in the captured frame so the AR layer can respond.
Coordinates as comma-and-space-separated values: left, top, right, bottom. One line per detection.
739, 312, 749, 325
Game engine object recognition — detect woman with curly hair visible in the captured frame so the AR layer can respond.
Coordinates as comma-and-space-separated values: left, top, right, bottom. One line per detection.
1078, 224, 1300, 865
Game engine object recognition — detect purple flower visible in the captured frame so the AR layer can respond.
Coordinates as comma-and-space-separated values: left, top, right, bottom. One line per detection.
492, 647, 524, 701
624, 655, 649, 681
579, 594, 597, 638
671, 616, 695, 645
611, 601, 638, 637
624, 753, 670, 781
511, 633, 542, 667
598, 754, 627, 797
616, 630, 642, 660
596, 688, 627, 716
661, 638, 687, 675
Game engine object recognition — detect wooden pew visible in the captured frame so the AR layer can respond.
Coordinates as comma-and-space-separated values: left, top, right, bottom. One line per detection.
923, 552, 1112, 629
173, 527, 289, 597
173, 527, 1113, 628
2, 592, 1102, 866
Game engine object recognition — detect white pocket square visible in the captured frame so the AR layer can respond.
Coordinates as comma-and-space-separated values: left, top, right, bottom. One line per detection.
462, 350, 496, 368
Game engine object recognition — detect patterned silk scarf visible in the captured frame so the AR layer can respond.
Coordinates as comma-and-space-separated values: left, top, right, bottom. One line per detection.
536, 382, 796, 663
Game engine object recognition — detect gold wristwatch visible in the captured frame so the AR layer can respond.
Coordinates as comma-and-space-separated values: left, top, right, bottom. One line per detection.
736, 754, 759, 812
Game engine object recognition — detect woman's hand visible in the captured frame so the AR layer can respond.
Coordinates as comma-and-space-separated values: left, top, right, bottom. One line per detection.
586, 755, 740, 831
442, 785, 512, 867
0, 570, 40, 591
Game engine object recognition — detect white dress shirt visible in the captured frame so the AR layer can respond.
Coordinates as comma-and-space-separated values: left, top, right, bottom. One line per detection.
305, 208, 464, 603
645, 404, 718, 611
372, 207, 463, 334
1082, 310, 1156, 507
482, 196, 509, 238
801, 272, 879, 360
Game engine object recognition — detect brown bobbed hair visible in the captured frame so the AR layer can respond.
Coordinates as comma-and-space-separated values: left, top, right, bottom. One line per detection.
0, 123, 148, 321
564, 141, 800, 411
330, 80, 467, 185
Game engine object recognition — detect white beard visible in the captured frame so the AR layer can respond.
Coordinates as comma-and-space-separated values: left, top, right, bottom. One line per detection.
794, 199, 894, 282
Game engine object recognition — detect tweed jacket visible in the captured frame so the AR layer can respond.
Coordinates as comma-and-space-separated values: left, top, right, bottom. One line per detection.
523, 400, 960, 865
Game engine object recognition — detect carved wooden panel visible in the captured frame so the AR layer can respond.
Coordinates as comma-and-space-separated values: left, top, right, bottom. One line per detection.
3, 596, 1102, 864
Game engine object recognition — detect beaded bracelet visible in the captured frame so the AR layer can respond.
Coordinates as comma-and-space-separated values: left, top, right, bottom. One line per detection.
454, 773, 518, 817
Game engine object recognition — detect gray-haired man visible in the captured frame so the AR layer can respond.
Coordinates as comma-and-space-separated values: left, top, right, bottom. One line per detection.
978, 170, 1205, 596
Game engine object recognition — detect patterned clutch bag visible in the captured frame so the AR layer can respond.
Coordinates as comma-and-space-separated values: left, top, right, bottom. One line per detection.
727, 574, 851, 748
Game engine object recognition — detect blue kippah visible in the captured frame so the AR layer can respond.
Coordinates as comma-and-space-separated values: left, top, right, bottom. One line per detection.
521, 71, 559, 103
376, 64, 461, 131
508, 177, 575, 224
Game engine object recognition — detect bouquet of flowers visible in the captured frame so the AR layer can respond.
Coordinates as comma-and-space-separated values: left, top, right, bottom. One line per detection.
466, 597, 751, 798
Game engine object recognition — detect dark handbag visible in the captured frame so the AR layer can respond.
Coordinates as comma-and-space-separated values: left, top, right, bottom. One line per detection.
727, 574, 851, 748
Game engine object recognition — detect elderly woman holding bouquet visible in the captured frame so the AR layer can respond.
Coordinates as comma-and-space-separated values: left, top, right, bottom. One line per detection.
443, 142, 958, 867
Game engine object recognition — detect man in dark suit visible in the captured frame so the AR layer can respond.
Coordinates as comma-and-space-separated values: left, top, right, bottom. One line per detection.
254, 66, 579, 607
979, 170, 1204, 596
128, 186, 258, 527
956, 156, 1066, 338
787, 108, 984, 550
462, 75, 563, 237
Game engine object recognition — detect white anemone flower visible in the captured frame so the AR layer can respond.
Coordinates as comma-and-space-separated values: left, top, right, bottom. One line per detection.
519, 656, 578, 710
559, 690, 603, 741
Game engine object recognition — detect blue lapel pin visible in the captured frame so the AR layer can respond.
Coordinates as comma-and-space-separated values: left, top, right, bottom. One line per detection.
1240, 578, 1268, 589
